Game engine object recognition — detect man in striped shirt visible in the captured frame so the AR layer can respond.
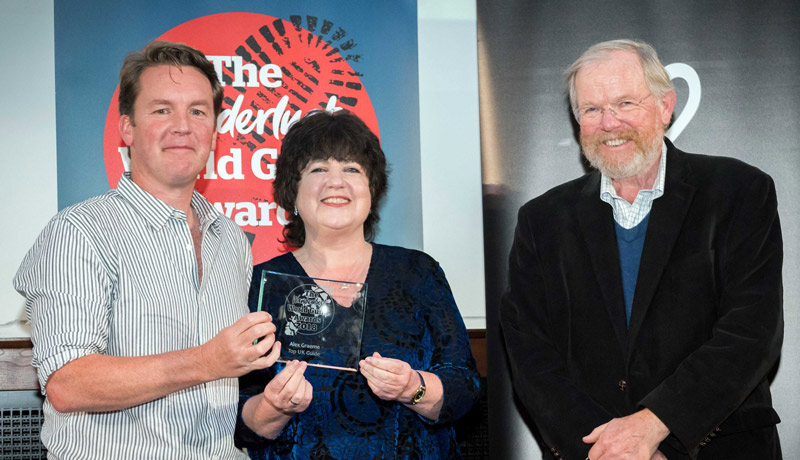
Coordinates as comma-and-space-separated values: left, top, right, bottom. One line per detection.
14, 41, 281, 459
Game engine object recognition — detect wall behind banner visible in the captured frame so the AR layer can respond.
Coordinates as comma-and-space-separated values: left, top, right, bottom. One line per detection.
0, 0, 58, 339
478, 1, 800, 459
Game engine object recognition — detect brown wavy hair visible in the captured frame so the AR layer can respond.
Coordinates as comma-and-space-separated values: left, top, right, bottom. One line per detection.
118, 40, 223, 120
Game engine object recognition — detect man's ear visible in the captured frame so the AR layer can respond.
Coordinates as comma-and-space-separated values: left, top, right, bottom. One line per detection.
119, 114, 134, 146
659, 90, 677, 126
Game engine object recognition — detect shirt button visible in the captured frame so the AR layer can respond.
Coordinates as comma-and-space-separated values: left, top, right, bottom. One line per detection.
185, 243, 192, 251
618, 379, 628, 391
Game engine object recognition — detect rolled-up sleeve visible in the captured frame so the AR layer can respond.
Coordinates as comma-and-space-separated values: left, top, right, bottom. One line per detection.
14, 216, 113, 393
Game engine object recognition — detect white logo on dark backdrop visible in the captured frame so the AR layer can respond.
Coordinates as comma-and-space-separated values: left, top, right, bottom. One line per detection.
665, 63, 701, 141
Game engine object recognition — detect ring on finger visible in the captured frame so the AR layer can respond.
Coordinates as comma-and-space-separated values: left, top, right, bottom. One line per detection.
289, 399, 300, 406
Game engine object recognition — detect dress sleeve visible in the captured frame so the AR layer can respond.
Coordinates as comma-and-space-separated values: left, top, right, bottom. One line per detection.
13, 216, 114, 393
419, 258, 482, 425
234, 366, 281, 449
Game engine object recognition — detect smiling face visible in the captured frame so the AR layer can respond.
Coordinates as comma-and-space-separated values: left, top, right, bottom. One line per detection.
295, 158, 372, 239
119, 65, 217, 195
575, 50, 674, 179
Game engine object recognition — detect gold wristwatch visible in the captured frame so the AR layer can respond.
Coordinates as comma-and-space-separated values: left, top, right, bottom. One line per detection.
409, 371, 427, 405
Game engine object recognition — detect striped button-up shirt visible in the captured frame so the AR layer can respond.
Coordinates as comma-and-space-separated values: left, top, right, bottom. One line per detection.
14, 174, 252, 460
599, 142, 667, 229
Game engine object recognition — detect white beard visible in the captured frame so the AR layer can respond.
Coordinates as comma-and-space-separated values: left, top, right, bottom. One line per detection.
581, 128, 663, 179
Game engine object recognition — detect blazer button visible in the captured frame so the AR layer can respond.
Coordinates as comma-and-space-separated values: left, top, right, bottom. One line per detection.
618, 379, 628, 391
699, 441, 707, 447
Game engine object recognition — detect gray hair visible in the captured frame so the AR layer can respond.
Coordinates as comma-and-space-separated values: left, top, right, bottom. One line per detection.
565, 39, 673, 120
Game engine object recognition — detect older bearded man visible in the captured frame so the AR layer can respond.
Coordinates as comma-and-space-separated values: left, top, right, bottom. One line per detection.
500, 39, 783, 460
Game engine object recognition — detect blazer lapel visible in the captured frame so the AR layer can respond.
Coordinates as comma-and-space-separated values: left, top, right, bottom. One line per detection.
626, 142, 696, 354
576, 173, 629, 352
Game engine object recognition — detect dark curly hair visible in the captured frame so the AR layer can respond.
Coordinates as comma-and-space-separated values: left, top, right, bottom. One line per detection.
273, 111, 389, 248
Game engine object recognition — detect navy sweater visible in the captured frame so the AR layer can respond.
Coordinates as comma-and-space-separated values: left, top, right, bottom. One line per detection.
615, 213, 650, 326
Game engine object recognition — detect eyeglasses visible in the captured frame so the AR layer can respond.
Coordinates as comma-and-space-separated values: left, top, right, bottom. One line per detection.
576, 94, 652, 124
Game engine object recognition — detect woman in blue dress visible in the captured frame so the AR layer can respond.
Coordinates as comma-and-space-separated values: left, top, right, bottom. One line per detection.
234, 110, 481, 459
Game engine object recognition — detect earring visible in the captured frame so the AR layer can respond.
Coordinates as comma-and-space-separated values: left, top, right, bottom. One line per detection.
293, 206, 298, 216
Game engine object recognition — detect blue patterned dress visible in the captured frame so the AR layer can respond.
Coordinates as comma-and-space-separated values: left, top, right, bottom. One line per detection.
235, 244, 481, 460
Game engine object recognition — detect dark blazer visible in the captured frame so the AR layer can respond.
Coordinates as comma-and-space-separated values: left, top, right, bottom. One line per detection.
500, 140, 783, 460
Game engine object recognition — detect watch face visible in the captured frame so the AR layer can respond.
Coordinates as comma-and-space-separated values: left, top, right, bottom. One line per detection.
412, 386, 427, 404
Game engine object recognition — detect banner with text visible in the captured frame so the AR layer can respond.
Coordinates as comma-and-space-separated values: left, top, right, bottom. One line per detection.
55, 1, 420, 264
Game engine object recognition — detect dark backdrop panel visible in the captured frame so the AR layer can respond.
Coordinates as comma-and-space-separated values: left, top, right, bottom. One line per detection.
477, 1, 800, 459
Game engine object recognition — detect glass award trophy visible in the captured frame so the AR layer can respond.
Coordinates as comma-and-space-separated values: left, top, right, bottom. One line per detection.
257, 270, 367, 372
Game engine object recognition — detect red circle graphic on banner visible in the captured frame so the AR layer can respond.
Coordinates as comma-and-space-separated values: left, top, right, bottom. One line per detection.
103, 12, 379, 264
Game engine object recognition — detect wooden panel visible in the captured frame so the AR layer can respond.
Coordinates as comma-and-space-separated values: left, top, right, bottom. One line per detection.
468, 329, 487, 377
0, 340, 39, 391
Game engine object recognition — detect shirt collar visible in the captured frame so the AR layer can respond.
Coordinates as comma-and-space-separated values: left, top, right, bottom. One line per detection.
116, 172, 222, 234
